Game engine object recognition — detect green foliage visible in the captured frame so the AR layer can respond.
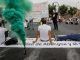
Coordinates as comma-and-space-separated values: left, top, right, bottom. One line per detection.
68, 7, 77, 16
48, 4, 56, 16
48, 4, 77, 17
59, 5, 68, 16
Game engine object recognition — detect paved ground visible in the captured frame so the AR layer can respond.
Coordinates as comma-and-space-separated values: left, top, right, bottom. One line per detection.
26, 22, 80, 37
0, 22, 80, 60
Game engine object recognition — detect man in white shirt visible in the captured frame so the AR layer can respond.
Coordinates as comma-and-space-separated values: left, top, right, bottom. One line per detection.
24, 19, 28, 28
0, 23, 8, 44
33, 18, 53, 44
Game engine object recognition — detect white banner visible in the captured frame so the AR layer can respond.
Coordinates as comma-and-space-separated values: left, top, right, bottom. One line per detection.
0, 38, 80, 48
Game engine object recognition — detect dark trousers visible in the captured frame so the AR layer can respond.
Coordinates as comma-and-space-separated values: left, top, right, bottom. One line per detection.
53, 21, 58, 30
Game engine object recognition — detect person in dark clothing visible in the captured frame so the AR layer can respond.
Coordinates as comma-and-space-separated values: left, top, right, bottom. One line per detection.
27, 18, 34, 30
52, 12, 58, 30
1, 20, 5, 27
0, 18, 6, 28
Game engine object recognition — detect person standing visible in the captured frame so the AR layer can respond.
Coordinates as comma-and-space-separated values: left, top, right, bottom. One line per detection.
52, 10, 58, 30
27, 18, 34, 30
33, 18, 54, 44
24, 19, 28, 29
0, 23, 8, 44
30, 18, 34, 30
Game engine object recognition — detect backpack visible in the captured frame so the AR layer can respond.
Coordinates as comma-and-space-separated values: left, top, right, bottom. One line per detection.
5, 37, 18, 45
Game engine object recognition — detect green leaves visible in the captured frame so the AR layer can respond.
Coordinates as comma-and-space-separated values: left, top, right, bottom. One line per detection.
59, 5, 77, 16
59, 5, 68, 16
48, 4, 56, 17
68, 7, 77, 16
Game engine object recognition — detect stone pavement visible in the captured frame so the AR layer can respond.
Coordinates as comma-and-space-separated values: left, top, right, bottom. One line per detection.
0, 22, 80, 60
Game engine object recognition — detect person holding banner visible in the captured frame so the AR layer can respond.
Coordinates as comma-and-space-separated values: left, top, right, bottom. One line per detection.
33, 18, 53, 44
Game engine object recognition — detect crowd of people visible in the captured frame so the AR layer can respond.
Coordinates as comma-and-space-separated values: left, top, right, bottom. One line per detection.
0, 9, 59, 45
65, 17, 79, 25
0, 15, 80, 45
0, 15, 58, 45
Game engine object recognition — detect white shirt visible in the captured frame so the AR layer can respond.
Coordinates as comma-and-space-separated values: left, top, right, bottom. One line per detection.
0, 27, 7, 44
38, 24, 51, 41
24, 21, 28, 28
